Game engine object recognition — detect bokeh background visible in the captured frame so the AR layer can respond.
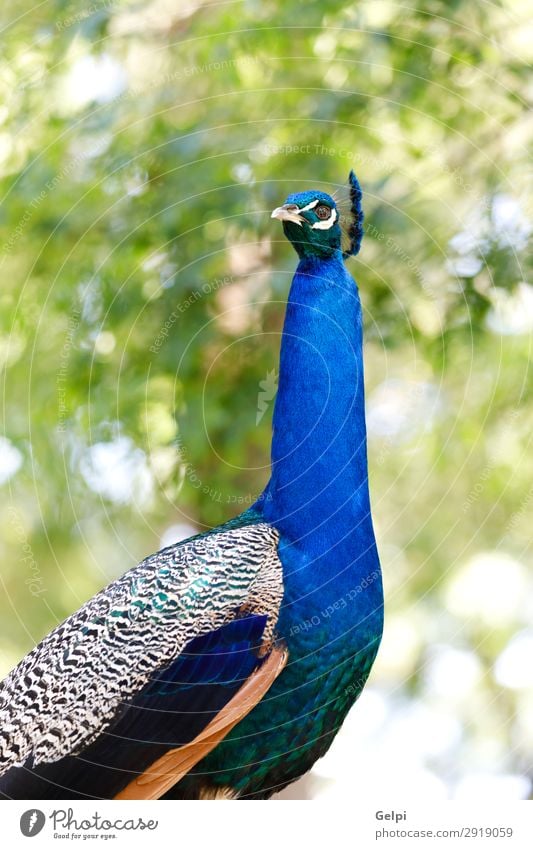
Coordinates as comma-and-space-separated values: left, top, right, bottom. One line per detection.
0, 0, 531, 800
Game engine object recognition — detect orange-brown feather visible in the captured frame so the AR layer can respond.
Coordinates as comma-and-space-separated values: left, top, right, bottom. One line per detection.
114, 645, 288, 800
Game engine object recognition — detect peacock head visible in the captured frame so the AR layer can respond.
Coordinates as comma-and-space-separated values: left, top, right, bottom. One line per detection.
271, 170, 364, 260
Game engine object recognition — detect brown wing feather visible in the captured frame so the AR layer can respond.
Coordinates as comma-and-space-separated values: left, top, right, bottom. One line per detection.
114, 645, 288, 800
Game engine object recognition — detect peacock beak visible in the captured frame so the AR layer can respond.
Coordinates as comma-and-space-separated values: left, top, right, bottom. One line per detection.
271, 204, 304, 226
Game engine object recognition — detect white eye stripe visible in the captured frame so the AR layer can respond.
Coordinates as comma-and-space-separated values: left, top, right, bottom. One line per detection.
297, 198, 320, 213
311, 207, 338, 230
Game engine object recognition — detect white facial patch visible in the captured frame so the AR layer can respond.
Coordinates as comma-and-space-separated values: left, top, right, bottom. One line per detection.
311, 207, 338, 230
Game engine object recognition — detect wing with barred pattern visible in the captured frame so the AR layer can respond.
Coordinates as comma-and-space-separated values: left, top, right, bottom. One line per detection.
0, 522, 282, 782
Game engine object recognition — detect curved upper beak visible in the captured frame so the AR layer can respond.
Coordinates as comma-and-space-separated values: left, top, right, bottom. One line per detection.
271, 204, 303, 226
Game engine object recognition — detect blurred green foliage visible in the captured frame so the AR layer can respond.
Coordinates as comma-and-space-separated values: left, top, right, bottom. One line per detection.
0, 0, 531, 797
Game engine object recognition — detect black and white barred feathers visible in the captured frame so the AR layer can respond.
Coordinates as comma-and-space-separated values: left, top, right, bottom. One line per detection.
0, 523, 282, 774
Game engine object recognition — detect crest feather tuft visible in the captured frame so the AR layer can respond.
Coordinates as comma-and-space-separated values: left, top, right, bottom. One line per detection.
341, 170, 364, 259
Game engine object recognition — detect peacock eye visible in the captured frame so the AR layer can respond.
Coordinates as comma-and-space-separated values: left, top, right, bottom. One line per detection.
315, 205, 331, 220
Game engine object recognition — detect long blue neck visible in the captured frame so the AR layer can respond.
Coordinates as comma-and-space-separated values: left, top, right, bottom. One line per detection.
259, 251, 375, 563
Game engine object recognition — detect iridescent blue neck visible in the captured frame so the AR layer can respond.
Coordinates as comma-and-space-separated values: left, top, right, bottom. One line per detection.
258, 251, 375, 558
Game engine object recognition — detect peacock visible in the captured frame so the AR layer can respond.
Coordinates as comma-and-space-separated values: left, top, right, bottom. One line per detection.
0, 171, 383, 800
